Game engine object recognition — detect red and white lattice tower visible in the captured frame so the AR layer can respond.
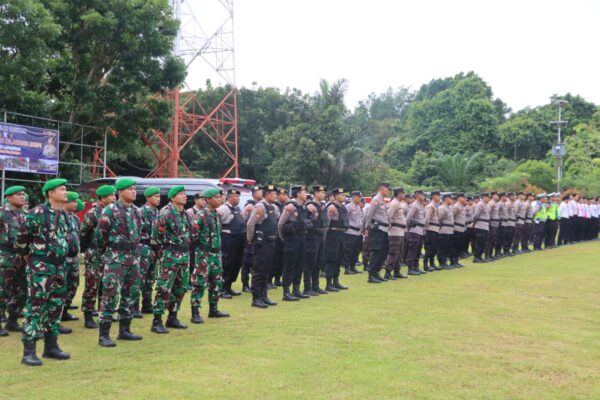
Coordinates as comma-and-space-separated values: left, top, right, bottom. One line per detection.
142, 0, 238, 178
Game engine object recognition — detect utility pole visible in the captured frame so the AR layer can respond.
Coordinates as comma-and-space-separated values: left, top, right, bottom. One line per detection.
550, 100, 568, 193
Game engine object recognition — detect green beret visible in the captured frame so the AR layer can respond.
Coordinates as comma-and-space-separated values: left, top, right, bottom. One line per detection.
202, 188, 222, 199
168, 185, 185, 199
4, 185, 26, 197
96, 185, 116, 198
75, 199, 85, 212
115, 178, 136, 191
144, 186, 160, 197
42, 178, 68, 195
67, 191, 80, 202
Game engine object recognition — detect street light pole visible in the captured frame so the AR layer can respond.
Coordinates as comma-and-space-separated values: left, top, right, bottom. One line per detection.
551, 100, 568, 193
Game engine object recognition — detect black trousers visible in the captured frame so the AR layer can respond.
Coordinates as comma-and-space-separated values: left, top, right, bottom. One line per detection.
305, 233, 325, 291
282, 234, 306, 288
533, 221, 545, 249
342, 234, 362, 269
251, 238, 275, 300
502, 226, 515, 253
362, 234, 371, 271
385, 235, 404, 272
545, 219, 558, 247
241, 242, 253, 287
437, 233, 453, 265
451, 231, 464, 261
472, 228, 488, 259
485, 226, 499, 258
463, 228, 474, 254
512, 224, 525, 250
521, 223, 531, 250
325, 230, 344, 279
269, 237, 284, 282
405, 232, 424, 271
423, 230, 439, 266
368, 229, 388, 274
557, 218, 570, 245
222, 233, 246, 287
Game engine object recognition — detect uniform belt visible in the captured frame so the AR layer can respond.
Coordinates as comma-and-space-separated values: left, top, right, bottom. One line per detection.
516, 216, 524, 220
509, 218, 516, 222
476, 219, 490, 223
454, 223, 465, 227
163, 243, 188, 252
107, 243, 139, 251
428, 222, 440, 226
490, 218, 500, 222
391, 223, 406, 228
441, 223, 454, 228
347, 226, 360, 231
329, 227, 345, 232
413, 223, 425, 227
373, 220, 389, 227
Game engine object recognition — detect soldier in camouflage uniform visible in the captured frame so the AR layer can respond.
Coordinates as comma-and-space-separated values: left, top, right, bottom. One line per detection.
61, 191, 82, 323
19, 179, 71, 366
80, 184, 116, 329
137, 187, 160, 316
96, 178, 143, 347
0, 186, 28, 336
151, 185, 192, 334
191, 188, 230, 319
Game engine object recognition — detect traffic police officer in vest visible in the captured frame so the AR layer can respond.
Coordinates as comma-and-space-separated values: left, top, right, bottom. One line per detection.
362, 183, 391, 283
532, 194, 548, 250
217, 189, 246, 299
246, 185, 278, 309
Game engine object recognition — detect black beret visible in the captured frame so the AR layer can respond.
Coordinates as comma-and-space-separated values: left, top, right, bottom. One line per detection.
351, 191, 362, 197
431, 190, 441, 196
312, 185, 326, 192
393, 187, 404, 196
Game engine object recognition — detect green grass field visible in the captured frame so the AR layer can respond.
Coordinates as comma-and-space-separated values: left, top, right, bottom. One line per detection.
1, 241, 600, 399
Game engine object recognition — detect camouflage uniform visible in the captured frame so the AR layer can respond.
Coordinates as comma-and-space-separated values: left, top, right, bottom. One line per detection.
19, 203, 69, 341
191, 208, 223, 308
153, 203, 191, 316
64, 212, 81, 310
138, 204, 159, 309
80, 202, 104, 312
96, 200, 141, 322
0, 204, 28, 318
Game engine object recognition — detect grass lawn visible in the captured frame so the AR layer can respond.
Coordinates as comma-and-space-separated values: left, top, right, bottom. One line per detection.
1, 241, 600, 399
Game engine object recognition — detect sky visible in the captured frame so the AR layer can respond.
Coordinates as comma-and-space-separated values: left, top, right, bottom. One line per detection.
183, 0, 600, 112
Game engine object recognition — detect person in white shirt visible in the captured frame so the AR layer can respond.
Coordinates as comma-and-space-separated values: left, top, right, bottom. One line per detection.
558, 195, 571, 245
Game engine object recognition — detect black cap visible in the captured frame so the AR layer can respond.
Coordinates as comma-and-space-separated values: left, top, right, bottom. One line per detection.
227, 188, 240, 195
332, 188, 345, 195
291, 185, 306, 191
498, 192, 506, 197
312, 185, 326, 192
431, 190, 441, 197
517, 191, 524, 196
351, 191, 362, 197
482, 192, 491, 198
456, 192, 465, 198
508, 192, 516, 197
442, 193, 452, 200
393, 187, 405, 197
405, 193, 413, 199
467, 196, 473, 201
261, 184, 276, 193
490, 191, 498, 196
414, 189, 424, 195
378, 182, 391, 189
194, 193, 205, 200
252, 185, 261, 193
278, 188, 288, 195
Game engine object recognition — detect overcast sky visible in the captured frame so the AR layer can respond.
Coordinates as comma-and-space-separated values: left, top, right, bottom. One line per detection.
184, 0, 600, 112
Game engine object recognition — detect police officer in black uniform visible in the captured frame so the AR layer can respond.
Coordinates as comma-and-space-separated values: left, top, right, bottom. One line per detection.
305, 185, 329, 296
218, 189, 246, 298
325, 188, 349, 292
246, 185, 278, 309
269, 188, 288, 288
241, 186, 263, 292
278, 185, 312, 301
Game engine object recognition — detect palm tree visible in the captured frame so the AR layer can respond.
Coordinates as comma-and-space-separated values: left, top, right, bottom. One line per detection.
433, 152, 480, 191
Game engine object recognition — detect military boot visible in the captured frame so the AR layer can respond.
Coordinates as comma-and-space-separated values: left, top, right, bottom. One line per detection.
325, 277, 339, 292
61, 308, 79, 321
333, 277, 348, 290
283, 286, 300, 301
5, 313, 22, 332
208, 303, 230, 318
21, 340, 42, 366
131, 303, 143, 319
221, 284, 233, 299
165, 312, 188, 329
42, 333, 70, 359
393, 267, 407, 279
117, 319, 143, 341
293, 284, 310, 299
151, 316, 169, 334
0, 322, 8, 337
98, 322, 116, 347
262, 290, 278, 306
344, 267, 356, 275
251, 296, 268, 308
84, 311, 98, 329
191, 307, 204, 324
58, 324, 72, 334
141, 297, 154, 314
384, 271, 397, 281
314, 283, 328, 295
367, 271, 382, 283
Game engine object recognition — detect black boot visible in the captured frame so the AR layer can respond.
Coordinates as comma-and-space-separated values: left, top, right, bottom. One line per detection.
334, 277, 348, 290
131, 303, 143, 319
5, 313, 22, 332
84, 311, 98, 329
229, 287, 241, 296
293, 284, 310, 299
117, 319, 143, 340
191, 307, 204, 324
274, 277, 282, 286
0, 322, 7, 337
151, 316, 169, 334
473, 257, 485, 264
367, 271, 382, 283
393, 268, 407, 279
208, 303, 230, 318
58, 324, 72, 334
43, 333, 70, 359
325, 277, 339, 292
141, 297, 154, 314
262, 290, 277, 306
384, 271, 397, 281
221, 290, 233, 299
166, 312, 188, 329
251, 296, 269, 308
408, 265, 421, 275
314, 284, 328, 295
242, 284, 252, 293
98, 322, 116, 347
21, 340, 42, 366
344, 267, 357, 275
68, 304, 78, 310
283, 286, 300, 301
61, 308, 79, 322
